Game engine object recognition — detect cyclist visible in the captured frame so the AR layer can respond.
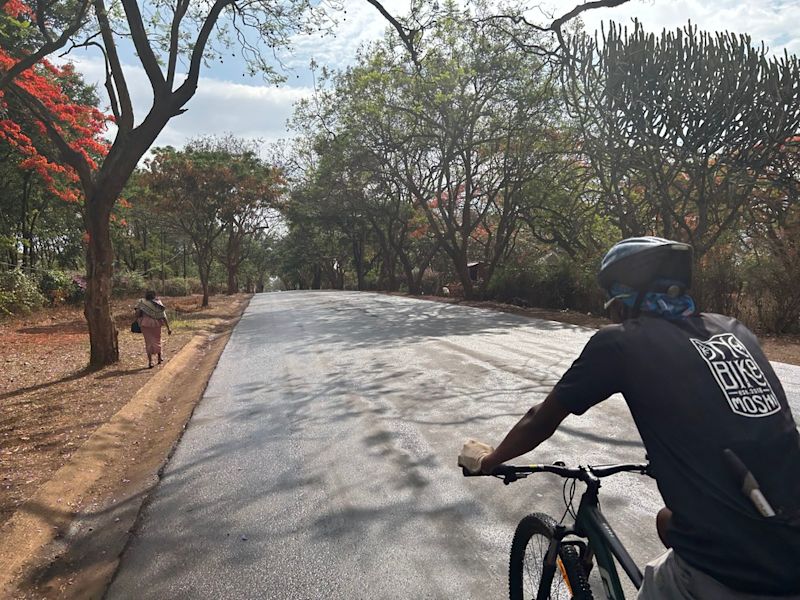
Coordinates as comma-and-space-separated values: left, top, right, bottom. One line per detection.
459, 237, 800, 598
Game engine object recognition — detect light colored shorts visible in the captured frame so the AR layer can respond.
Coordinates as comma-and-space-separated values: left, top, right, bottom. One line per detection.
636, 549, 800, 600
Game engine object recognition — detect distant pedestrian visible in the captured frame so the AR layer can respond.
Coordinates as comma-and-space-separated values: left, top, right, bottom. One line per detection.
135, 290, 172, 368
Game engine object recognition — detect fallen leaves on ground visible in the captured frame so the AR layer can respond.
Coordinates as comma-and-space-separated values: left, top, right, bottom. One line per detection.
0, 294, 248, 527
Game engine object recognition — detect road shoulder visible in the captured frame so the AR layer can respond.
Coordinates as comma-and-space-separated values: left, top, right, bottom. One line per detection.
0, 296, 249, 599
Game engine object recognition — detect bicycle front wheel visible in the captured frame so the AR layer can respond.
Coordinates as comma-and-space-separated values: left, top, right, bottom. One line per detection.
508, 513, 592, 600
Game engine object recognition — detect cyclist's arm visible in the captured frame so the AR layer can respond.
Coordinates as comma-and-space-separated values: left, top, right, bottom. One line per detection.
480, 391, 570, 473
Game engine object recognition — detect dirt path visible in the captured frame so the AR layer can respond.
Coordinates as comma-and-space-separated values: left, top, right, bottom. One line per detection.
0, 294, 250, 599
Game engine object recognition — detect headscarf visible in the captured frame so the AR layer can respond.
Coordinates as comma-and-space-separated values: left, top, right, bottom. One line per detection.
605, 281, 696, 319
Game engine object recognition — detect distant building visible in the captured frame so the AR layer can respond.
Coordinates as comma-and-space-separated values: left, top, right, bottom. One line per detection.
467, 261, 486, 282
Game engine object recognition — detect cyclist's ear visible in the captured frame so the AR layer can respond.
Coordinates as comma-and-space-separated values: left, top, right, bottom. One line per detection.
607, 298, 629, 323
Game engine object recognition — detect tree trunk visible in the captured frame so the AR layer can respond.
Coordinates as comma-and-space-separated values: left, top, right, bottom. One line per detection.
20, 172, 31, 272
454, 258, 474, 299
226, 262, 237, 295
225, 227, 239, 294
84, 204, 119, 367
200, 265, 210, 307
399, 255, 419, 295
351, 232, 366, 290
195, 253, 211, 307
312, 265, 321, 289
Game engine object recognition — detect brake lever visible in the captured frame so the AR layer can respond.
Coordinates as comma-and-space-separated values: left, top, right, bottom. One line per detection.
497, 471, 523, 485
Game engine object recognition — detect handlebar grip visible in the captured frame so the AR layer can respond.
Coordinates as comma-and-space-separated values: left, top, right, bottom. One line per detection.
461, 466, 483, 477
490, 464, 517, 477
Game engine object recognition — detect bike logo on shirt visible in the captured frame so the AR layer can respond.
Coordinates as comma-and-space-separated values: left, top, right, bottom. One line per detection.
690, 333, 780, 417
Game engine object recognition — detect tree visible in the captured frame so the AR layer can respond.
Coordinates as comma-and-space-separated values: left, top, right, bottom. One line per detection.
0, 59, 107, 274
142, 146, 233, 307
2, 0, 335, 366
332, 3, 560, 298
564, 22, 800, 260
191, 136, 283, 295
142, 139, 282, 303
0, 0, 92, 90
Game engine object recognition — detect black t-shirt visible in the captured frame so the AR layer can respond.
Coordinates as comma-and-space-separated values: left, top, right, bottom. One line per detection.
552, 313, 800, 594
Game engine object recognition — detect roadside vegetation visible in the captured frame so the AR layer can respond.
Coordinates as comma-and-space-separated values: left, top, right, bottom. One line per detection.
2, 0, 798, 371
278, 3, 800, 335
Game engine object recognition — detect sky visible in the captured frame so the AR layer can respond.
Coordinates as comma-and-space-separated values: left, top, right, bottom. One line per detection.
68, 0, 800, 154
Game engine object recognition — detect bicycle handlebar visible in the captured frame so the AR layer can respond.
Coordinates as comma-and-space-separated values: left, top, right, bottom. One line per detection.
461, 461, 651, 485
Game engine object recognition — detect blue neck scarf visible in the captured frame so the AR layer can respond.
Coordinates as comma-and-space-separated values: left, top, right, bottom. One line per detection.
607, 283, 696, 319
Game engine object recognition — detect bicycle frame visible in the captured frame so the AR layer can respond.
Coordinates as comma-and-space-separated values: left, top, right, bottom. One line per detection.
463, 461, 650, 600
539, 472, 644, 600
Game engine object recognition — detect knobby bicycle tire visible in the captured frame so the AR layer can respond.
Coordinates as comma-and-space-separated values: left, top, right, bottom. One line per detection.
509, 512, 593, 600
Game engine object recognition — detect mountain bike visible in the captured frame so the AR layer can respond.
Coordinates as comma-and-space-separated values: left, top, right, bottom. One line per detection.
464, 461, 653, 599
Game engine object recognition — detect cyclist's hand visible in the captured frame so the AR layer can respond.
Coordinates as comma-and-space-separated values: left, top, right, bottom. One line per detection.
458, 439, 495, 474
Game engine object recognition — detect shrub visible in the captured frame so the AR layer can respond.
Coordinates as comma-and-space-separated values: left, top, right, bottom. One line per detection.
112, 270, 147, 297
420, 268, 444, 295
184, 277, 203, 294
0, 270, 45, 315
162, 278, 191, 297
38, 269, 84, 305
487, 255, 601, 312
694, 246, 744, 319
742, 258, 800, 334
70, 273, 87, 303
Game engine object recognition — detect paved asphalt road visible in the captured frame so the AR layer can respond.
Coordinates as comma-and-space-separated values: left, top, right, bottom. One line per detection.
108, 291, 800, 599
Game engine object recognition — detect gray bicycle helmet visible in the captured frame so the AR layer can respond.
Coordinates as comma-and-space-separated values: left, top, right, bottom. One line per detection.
598, 236, 693, 292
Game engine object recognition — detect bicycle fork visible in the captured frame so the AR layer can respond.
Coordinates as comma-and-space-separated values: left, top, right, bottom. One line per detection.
537, 525, 576, 600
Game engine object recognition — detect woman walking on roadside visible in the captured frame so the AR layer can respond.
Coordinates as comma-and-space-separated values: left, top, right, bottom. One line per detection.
135, 290, 172, 368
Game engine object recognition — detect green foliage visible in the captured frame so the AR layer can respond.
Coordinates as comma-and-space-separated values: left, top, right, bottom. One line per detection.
487, 254, 601, 313
37, 269, 85, 304
287, 3, 562, 298
0, 270, 45, 316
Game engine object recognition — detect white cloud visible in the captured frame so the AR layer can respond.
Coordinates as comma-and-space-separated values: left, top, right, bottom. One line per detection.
282, 0, 413, 71
160, 79, 311, 146
70, 55, 312, 152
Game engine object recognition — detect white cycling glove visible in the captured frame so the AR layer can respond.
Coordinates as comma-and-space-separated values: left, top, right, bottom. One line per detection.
458, 439, 495, 474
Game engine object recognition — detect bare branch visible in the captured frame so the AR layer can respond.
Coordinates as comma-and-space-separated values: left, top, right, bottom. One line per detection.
551, 0, 630, 32
166, 0, 191, 88
121, 0, 167, 92
93, 0, 133, 131
175, 0, 233, 106
364, 0, 420, 65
